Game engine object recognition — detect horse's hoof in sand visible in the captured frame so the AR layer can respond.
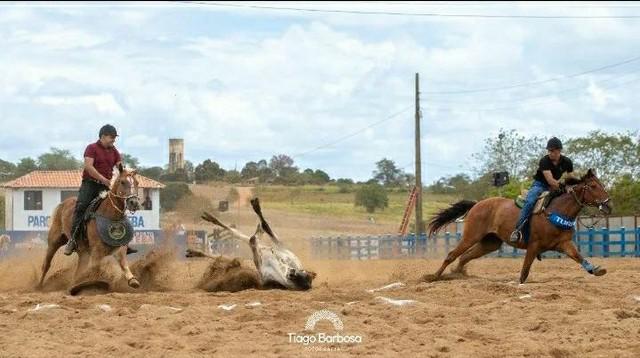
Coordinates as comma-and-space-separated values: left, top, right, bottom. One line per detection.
69, 280, 110, 296
593, 267, 607, 276
128, 277, 140, 288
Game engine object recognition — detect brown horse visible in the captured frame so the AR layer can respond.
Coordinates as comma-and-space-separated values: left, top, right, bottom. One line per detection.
38, 169, 142, 290
427, 169, 611, 284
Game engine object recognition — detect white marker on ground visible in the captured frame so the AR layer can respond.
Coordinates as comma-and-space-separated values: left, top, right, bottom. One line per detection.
376, 296, 417, 306
366, 282, 406, 293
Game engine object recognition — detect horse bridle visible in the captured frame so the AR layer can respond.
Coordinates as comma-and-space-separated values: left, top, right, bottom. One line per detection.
566, 180, 610, 229
566, 181, 610, 212
106, 180, 139, 217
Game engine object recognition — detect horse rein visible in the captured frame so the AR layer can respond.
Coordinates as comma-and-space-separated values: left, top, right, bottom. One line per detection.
565, 181, 610, 229
106, 183, 139, 218
566, 181, 610, 210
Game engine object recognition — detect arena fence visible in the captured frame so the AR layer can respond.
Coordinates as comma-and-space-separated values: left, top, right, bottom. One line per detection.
309, 227, 640, 260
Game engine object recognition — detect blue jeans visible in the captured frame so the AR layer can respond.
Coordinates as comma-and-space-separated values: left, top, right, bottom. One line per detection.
515, 180, 549, 230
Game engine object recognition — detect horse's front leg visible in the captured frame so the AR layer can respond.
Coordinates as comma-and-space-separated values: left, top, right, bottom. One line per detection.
556, 240, 606, 276
116, 246, 140, 288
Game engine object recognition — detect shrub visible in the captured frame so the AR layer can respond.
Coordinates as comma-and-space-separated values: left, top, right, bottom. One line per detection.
355, 183, 389, 213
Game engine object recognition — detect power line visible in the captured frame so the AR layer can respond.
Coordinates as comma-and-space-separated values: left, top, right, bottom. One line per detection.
292, 106, 412, 158
424, 74, 640, 113
175, 1, 640, 19
363, 1, 640, 8
423, 55, 640, 95
422, 66, 640, 106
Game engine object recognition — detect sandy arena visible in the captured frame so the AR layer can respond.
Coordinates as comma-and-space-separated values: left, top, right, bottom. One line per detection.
1, 248, 639, 357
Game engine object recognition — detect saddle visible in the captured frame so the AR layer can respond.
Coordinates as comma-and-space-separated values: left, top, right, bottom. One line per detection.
514, 190, 552, 215
79, 193, 134, 247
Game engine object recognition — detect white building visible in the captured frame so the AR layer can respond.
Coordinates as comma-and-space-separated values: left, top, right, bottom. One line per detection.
2, 170, 165, 231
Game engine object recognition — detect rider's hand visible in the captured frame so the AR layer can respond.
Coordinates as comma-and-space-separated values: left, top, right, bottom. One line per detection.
550, 181, 560, 191
101, 177, 111, 187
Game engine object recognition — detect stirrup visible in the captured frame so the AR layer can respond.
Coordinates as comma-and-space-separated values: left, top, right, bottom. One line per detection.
63, 240, 76, 256
509, 230, 522, 243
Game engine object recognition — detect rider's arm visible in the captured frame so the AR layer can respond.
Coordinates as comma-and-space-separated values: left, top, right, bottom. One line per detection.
84, 157, 111, 187
543, 170, 560, 190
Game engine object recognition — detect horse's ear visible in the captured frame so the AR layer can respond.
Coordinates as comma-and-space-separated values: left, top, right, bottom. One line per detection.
586, 168, 596, 178
117, 163, 124, 174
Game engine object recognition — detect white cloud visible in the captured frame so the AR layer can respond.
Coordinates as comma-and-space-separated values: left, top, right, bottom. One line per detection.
125, 134, 160, 149
9, 27, 108, 50
0, 4, 639, 182
37, 94, 126, 116
587, 79, 617, 112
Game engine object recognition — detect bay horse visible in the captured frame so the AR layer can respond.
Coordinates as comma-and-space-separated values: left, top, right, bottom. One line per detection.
38, 169, 142, 291
427, 169, 611, 284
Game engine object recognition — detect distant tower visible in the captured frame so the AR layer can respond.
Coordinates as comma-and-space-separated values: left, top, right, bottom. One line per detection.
169, 138, 184, 173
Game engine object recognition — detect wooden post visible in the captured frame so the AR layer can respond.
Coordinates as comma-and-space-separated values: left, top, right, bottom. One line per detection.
415, 73, 423, 239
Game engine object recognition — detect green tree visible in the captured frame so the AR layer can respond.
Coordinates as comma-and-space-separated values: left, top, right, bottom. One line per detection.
372, 158, 404, 186
184, 160, 195, 181
312, 169, 331, 184
138, 166, 164, 181
472, 129, 544, 181
336, 178, 354, 193
37, 148, 81, 170
428, 173, 472, 194
565, 131, 639, 183
241, 161, 260, 180
0, 159, 16, 181
610, 174, 640, 215
355, 183, 389, 213
269, 154, 298, 183
121, 153, 140, 169
194, 159, 226, 182
223, 170, 242, 184
15, 157, 38, 177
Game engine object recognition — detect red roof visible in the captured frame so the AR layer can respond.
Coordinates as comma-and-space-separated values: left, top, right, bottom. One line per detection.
2, 170, 165, 189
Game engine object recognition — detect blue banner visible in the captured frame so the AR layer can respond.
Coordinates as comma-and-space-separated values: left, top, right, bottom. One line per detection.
0, 229, 207, 259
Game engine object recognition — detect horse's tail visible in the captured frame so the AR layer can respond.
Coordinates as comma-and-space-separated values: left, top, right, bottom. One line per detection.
427, 200, 477, 237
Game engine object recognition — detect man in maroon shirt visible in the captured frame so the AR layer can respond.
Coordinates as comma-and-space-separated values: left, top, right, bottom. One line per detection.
64, 124, 136, 255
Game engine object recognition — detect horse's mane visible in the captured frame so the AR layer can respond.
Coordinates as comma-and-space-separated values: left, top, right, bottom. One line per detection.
564, 169, 596, 186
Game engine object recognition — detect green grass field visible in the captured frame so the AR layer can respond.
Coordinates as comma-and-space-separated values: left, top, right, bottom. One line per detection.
252, 184, 460, 224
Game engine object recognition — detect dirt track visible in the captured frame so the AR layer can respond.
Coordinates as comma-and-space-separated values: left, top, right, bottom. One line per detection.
1, 251, 639, 358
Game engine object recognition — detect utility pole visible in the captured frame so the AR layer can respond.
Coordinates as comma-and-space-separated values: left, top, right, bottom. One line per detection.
415, 73, 423, 238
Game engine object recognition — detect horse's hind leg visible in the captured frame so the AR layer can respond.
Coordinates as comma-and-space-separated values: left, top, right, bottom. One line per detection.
434, 232, 484, 279
38, 234, 65, 289
452, 234, 502, 274
249, 235, 264, 284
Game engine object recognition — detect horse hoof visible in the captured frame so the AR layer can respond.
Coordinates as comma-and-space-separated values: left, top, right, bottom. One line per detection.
128, 278, 140, 288
593, 267, 607, 276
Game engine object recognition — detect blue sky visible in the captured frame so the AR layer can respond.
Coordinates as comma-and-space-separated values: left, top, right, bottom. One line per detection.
0, 2, 639, 182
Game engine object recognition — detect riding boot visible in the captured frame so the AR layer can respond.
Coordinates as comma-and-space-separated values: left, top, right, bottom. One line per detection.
64, 226, 80, 256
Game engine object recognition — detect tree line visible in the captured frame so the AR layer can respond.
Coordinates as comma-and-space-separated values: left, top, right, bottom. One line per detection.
1, 129, 637, 215
428, 129, 640, 215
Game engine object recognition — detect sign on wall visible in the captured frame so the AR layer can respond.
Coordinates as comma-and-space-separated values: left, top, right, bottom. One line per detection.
22, 215, 151, 229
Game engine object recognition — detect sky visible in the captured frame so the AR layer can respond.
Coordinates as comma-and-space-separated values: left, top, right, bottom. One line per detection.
0, 1, 639, 183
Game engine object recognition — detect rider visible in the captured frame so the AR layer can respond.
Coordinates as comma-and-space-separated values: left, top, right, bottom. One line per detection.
64, 124, 137, 256
510, 137, 574, 243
